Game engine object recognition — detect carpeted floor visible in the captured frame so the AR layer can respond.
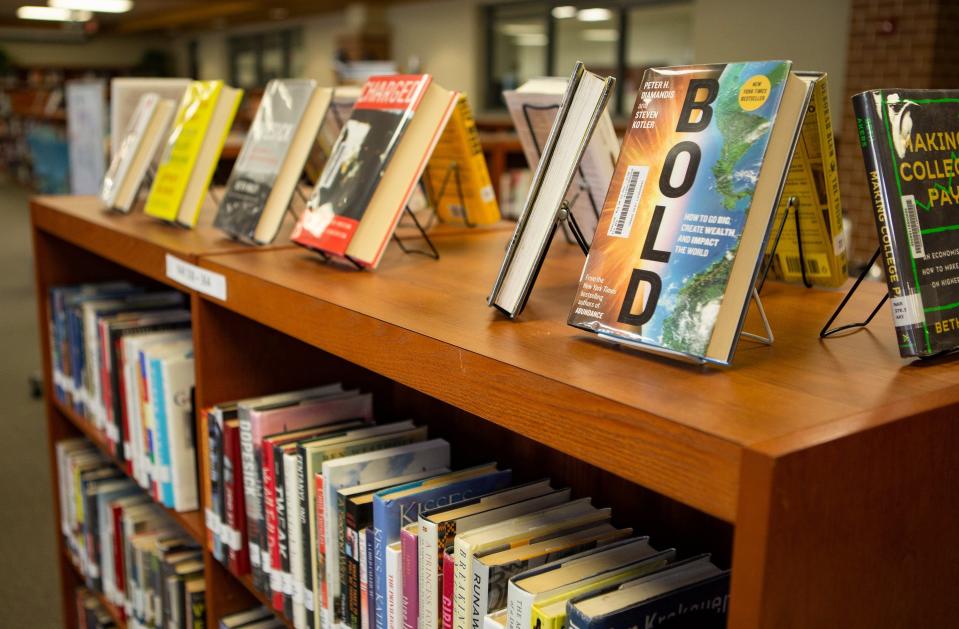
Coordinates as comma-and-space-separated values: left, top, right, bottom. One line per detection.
0, 177, 61, 627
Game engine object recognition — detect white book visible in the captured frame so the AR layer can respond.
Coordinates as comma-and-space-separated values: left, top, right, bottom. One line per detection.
386, 541, 403, 629
489, 63, 615, 318
158, 354, 197, 511
66, 79, 107, 195
110, 77, 189, 156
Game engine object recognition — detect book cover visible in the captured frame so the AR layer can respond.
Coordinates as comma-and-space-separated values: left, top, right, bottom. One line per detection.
292, 75, 432, 256
101, 92, 159, 209
853, 88, 959, 357
568, 61, 793, 362
374, 467, 512, 629
426, 94, 500, 225
145, 81, 224, 222
215, 79, 317, 241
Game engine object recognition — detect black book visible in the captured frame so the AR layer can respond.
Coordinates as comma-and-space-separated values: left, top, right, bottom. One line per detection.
853, 88, 959, 357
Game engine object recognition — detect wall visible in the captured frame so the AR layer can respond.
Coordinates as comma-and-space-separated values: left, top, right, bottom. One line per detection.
2, 35, 173, 70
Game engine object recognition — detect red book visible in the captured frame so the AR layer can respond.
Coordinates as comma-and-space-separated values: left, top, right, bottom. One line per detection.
111, 503, 127, 620
262, 434, 283, 606
291, 75, 432, 258
401, 526, 419, 629
441, 548, 455, 629
224, 420, 250, 574
316, 473, 328, 617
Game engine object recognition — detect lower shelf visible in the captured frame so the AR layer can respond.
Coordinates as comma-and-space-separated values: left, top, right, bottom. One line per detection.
65, 548, 127, 629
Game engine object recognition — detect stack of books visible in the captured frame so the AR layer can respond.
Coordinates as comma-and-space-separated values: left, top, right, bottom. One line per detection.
57, 437, 205, 629
48, 282, 198, 511
203, 385, 730, 629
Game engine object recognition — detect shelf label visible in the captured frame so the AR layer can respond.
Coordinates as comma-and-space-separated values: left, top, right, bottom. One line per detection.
165, 254, 227, 301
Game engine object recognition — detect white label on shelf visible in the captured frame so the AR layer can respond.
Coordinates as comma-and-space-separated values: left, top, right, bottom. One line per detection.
164, 253, 227, 301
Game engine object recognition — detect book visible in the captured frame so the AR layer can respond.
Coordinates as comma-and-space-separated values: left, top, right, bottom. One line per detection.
223, 418, 250, 575
144, 80, 243, 227
149, 346, 197, 511
386, 540, 404, 629
418, 482, 566, 629
219, 606, 272, 628
504, 76, 620, 243
101, 93, 177, 213
565, 556, 729, 629
215, 80, 334, 244
426, 93, 500, 225
489, 63, 616, 317
453, 500, 608, 629
763, 74, 847, 287
400, 523, 419, 629
313, 437, 451, 629
373, 466, 513, 629
505, 539, 661, 629
470, 524, 630, 623
567, 61, 817, 364
292, 74, 460, 268
110, 78, 190, 157
853, 88, 959, 357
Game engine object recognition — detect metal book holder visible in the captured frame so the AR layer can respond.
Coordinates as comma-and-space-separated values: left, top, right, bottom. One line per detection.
521, 102, 602, 245
819, 246, 888, 338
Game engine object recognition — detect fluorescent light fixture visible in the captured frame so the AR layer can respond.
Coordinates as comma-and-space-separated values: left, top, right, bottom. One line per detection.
49, 0, 132, 13
499, 22, 545, 36
551, 5, 577, 19
515, 33, 548, 46
581, 28, 618, 42
17, 5, 91, 20
577, 7, 612, 21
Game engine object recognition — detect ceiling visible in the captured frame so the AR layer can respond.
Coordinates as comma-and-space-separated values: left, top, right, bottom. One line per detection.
0, 0, 396, 35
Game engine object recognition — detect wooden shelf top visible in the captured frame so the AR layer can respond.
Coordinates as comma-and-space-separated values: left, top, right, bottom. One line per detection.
54, 397, 206, 543
200, 229, 959, 522
30, 195, 294, 287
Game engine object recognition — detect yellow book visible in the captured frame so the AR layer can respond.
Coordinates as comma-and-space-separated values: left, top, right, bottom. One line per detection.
145, 80, 243, 227
528, 553, 671, 629
426, 94, 500, 225
765, 74, 847, 287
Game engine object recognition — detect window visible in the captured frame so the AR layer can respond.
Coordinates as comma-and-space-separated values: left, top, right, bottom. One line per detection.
228, 28, 304, 90
484, 1, 693, 115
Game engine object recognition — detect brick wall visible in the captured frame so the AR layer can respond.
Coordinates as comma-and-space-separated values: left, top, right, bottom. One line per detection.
837, 0, 956, 264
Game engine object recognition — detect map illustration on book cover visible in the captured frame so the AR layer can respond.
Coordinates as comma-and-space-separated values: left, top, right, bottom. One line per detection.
853, 88, 959, 357
292, 75, 431, 256
214, 79, 317, 241
568, 61, 790, 360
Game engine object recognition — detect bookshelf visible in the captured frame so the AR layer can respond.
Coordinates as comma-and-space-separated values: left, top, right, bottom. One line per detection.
32, 196, 959, 629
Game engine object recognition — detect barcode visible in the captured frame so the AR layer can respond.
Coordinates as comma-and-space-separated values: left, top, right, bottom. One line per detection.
902, 194, 925, 258
785, 256, 823, 276
607, 165, 648, 239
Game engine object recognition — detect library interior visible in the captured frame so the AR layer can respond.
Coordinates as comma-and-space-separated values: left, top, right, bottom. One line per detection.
2, 1, 958, 628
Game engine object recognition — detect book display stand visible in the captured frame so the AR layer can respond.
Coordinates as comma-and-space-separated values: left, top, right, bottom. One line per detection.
819, 246, 888, 337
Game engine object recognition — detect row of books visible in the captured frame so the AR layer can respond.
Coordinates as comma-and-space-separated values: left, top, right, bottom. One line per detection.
57, 437, 206, 629
49, 281, 199, 511
76, 588, 117, 629
202, 384, 729, 629
100, 75, 501, 268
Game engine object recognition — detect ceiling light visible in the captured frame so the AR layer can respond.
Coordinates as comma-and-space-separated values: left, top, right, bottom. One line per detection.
581, 28, 618, 42
515, 33, 548, 46
49, 0, 132, 13
499, 22, 544, 36
577, 7, 612, 21
551, 5, 576, 19
17, 5, 91, 20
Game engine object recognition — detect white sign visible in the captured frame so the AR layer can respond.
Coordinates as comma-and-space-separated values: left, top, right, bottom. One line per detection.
165, 254, 227, 301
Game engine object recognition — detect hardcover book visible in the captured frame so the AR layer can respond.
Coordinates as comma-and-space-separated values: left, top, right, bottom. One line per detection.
852, 88, 959, 357
567, 61, 816, 364
215, 80, 334, 244
144, 80, 243, 227
110, 78, 190, 157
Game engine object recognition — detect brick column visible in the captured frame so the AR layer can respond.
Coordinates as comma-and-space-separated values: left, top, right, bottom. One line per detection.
837, 0, 958, 265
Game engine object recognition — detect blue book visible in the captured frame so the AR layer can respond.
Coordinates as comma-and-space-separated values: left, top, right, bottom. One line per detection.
149, 357, 174, 506
371, 466, 512, 629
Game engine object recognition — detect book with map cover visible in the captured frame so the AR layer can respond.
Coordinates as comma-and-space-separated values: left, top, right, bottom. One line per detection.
568, 61, 816, 365
853, 88, 959, 358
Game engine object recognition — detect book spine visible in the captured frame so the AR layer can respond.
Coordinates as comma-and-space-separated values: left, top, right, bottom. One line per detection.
225, 424, 248, 574
238, 409, 264, 588
401, 528, 418, 629
505, 582, 534, 629
372, 496, 398, 629
418, 517, 439, 629
441, 549, 455, 629
386, 544, 403, 629
148, 359, 173, 506
271, 443, 288, 611
470, 560, 490, 629
286, 452, 305, 627
365, 527, 376, 629
451, 538, 471, 629
207, 410, 221, 561
278, 451, 294, 619
338, 493, 352, 624
166, 360, 197, 511
852, 91, 924, 357
358, 528, 369, 629
299, 451, 315, 629
317, 473, 329, 629
263, 440, 280, 599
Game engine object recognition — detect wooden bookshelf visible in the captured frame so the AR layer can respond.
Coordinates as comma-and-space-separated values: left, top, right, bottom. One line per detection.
32, 196, 959, 629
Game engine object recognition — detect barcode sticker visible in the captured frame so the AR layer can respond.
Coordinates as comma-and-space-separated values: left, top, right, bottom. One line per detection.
607, 165, 649, 239
902, 195, 925, 258
784, 255, 826, 277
